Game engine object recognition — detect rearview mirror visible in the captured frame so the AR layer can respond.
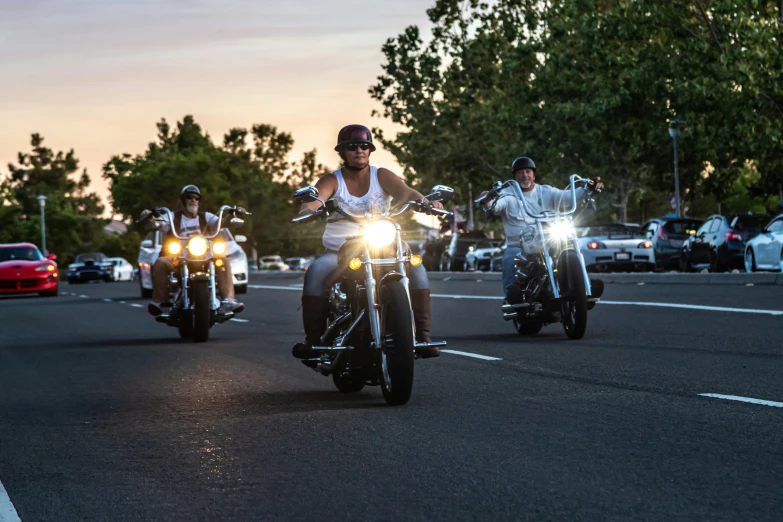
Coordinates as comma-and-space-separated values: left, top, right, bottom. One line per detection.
235, 234, 247, 243
46, 253, 57, 261
229, 217, 245, 229
141, 240, 153, 248
426, 185, 454, 202
294, 186, 320, 204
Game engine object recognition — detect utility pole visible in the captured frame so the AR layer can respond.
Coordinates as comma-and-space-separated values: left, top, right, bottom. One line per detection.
37, 195, 47, 254
668, 120, 686, 218
467, 181, 474, 231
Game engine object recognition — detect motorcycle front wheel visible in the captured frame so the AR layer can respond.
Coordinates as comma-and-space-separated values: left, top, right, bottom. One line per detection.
192, 279, 211, 343
557, 250, 588, 340
378, 280, 415, 406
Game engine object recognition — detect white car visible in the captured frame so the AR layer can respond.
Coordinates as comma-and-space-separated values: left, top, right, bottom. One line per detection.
464, 240, 503, 271
137, 229, 249, 298
284, 257, 311, 271
107, 257, 135, 281
577, 223, 654, 272
744, 213, 783, 272
260, 255, 289, 271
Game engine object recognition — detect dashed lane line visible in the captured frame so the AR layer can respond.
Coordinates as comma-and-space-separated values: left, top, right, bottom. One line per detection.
699, 393, 783, 408
0, 476, 21, 522
441, 350, 502, 361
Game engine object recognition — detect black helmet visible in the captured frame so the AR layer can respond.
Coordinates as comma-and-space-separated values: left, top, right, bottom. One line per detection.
180, 185, 201, 200
334, 124, 376, 152
511, 157, 536, 174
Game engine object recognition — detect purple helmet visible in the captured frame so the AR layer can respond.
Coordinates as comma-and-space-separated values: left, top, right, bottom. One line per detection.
334, 124, 376, 152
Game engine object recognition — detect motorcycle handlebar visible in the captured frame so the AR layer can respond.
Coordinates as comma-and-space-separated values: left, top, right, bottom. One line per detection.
291, 199, 452, 224
476, 174, 596, 219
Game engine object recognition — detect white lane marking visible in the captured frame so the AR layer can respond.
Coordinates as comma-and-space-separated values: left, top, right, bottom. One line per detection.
699, 393, 783, 408
288, 284, 303, 288
119, 301, 126, 304
103, 298, 112, 302
230, 318, 249, 323
129, 304, 143, 308
441, 350, 502, 361
248, 284, 301, 291
0, 476, 22, 522
79, 295, 88, 298
600, 301, 783, 316
247, 285, 783, 316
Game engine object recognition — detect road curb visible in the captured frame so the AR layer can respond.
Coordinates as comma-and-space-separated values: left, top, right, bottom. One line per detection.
249, 269, 783, 285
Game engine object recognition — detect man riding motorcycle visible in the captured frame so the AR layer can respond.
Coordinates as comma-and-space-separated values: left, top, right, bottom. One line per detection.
141, 185, 245, 317
292, 124, 444, 360
478, 156, 603, 301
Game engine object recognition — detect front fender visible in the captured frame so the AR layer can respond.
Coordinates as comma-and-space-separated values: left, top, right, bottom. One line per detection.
380, 271, 405, 286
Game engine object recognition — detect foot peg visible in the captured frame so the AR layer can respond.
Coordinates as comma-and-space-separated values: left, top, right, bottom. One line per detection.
155, 314, 170, 323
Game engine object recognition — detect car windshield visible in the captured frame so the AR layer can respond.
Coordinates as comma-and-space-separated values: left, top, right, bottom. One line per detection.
262, 256, 280, 262
581, 225, 641, 239
0, 247, 43, 262
75, 253, 107, 263
663, 220, 702, 236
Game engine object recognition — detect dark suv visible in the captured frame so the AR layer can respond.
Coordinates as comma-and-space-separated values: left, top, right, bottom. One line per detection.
439, 231, 489, 272
680, 213, 768, 272
640, 217, 703, 270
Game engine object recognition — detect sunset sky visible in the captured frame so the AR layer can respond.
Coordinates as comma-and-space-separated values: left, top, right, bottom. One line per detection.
0, 0, 433, 216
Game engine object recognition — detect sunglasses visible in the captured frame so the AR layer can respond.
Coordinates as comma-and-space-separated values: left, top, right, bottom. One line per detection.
184, 195, 200, 201
345, 143, 371, 152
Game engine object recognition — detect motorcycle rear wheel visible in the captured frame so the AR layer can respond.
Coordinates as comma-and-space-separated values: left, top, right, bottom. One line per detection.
332, 371, 366, 393
514, 318, 542, 335
558, 250, 588, 340
192, 280, 211, 343
378, 280, 415, 406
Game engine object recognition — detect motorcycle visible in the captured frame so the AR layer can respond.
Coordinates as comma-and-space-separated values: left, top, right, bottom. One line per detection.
136, 205, 251, 342
292, 184, 454, 405
477, 175, 604, 339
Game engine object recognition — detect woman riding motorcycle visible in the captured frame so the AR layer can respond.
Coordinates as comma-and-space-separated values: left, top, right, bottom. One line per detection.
292, 124, 444, 360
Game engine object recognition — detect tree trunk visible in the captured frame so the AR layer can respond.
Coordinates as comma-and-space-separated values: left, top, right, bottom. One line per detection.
611, 179, 631, 223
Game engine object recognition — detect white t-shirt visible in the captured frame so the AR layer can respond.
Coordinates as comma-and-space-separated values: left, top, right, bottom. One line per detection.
490, 184, 587, 246
161, 212, 220, 238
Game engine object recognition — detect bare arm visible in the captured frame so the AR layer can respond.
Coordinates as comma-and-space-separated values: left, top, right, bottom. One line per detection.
377, 168, 444, 209
297, 173, 338, 215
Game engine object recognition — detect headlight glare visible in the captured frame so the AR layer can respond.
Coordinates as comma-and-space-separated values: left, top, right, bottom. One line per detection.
166, 241, 182, 255
187, 236, 208, 257
550, 220, 575, 240
365, 220, 396, 248
212, 241, 226, 255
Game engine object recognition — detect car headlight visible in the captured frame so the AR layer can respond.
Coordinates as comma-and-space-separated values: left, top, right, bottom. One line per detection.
364, 220, 396, 248
36, 264, 56, 272
212, 241, 226, 256
187, 236, 208, 257
167, 241, 182, 255
550, 220, 575, 240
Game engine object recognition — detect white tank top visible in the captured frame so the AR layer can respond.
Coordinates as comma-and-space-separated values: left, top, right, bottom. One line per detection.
322, 166, 392, 251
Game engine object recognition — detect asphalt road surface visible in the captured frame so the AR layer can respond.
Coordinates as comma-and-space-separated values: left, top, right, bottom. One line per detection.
1, 274, 782, 521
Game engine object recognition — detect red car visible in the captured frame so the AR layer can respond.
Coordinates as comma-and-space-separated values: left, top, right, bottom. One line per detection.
0, 243, 59, 297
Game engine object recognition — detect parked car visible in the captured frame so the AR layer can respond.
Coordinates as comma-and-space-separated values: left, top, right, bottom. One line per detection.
576, 223, 654, 272
744, 213, 783, 272
260, 255, 289, 271
138, 229, 249, 298
439, 230, 489, 271
680, 213, 768, 272
67, 252, 112, 284
107, 257, 135, 281
422, 235, 451, 271
490, 244, 507, 272
464, 240, 503, 271
285, 257, 311, 271
640, 217, 703, 271
0, 243, 59, 297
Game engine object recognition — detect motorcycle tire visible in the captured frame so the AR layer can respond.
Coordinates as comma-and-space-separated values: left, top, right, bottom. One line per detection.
558, 250, 588, 340
178, 309, 193, 339
192, 280, 211, 343
513, 318, 542, 335
378, 280, 415, 406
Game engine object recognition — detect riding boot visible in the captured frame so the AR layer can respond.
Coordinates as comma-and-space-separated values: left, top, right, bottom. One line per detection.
410, 289, 439, 358
292, 296, 329, 359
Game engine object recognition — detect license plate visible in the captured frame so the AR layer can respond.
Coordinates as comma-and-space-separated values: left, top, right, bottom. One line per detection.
615, 252, 631, 261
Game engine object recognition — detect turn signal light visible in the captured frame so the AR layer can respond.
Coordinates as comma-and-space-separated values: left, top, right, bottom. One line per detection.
349, 258, 362, 270
166, 241, 182, 255
588, 241, 600, 249
638, 240, 653, 248
215, 259, 224, 267
410, 255, 423, 267
212, 241, 226, 256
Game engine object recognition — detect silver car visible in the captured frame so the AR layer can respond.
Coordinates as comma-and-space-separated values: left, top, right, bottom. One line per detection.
577, 223, 654, 272
744, 213, 783, 272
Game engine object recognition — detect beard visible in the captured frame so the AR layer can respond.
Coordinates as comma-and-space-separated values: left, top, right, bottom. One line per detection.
520, 180, 533, 189
186, 203, 198, 214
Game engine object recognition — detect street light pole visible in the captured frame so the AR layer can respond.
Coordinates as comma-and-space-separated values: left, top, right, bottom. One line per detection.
467, 181, 474, 231
37, 195, 47, 254
668, 120, 685, 218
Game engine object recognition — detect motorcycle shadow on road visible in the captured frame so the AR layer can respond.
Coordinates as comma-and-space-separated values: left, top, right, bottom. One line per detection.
439, 331, 576, 343
50, 337, 197, 349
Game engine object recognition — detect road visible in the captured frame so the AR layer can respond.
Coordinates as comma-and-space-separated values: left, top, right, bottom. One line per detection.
1, 274, 782, 521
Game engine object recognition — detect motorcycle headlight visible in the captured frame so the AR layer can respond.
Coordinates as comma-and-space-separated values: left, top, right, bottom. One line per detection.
364, 220, 396, 248
187, 236, 208, 257
166, 241, 182, 256
212, 241, 226, 256
550, 220, 575, 240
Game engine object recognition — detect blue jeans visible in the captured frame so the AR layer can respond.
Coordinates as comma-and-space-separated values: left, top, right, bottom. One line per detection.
502, 246, 522, 297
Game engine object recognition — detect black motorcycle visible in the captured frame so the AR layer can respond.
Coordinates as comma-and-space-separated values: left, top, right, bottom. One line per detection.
292, 185, 453, 405
478, 175, 604, 339
137, 205, 250, 342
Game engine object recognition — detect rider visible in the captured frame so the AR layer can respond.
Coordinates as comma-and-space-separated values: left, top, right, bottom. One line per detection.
141, 185, 245, 317
292, 124, 444, 360
478, 156, 603, 300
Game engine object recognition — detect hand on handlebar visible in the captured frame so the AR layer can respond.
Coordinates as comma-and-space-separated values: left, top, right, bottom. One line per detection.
588, 177, 604, 192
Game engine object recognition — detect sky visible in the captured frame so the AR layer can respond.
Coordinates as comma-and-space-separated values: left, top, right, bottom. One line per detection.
0, 0, 434, 217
